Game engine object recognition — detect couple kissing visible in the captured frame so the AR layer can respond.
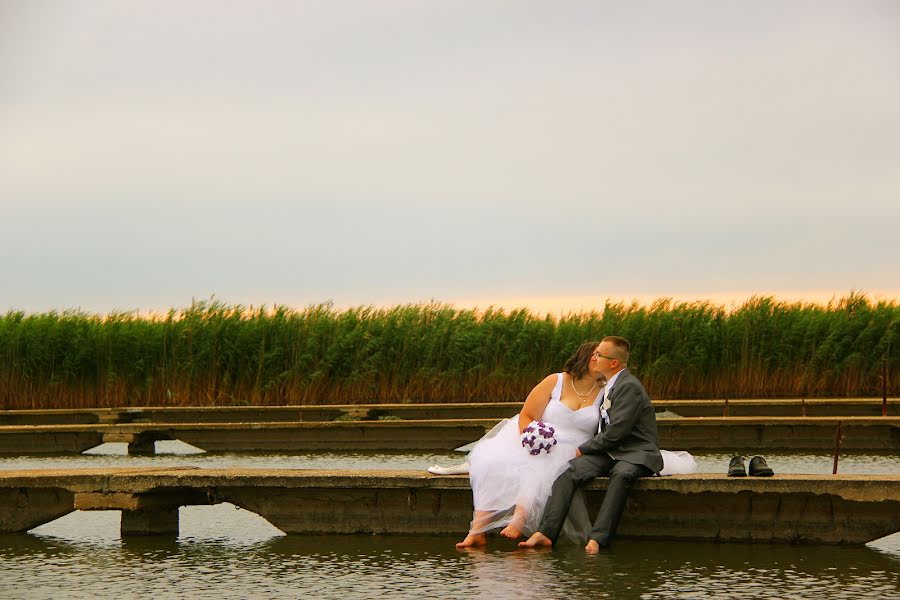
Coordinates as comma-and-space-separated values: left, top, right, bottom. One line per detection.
455, 336, 695, 553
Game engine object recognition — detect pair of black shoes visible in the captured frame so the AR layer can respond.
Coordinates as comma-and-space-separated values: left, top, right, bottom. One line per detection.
728, 455, 774, 477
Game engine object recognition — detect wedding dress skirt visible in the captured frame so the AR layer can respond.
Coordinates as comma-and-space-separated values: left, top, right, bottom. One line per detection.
467, 374, 601, 539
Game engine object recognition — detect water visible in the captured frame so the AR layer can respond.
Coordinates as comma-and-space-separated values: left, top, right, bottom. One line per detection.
1, 447, 898, 598
0, 442, 897, 475
2, 515, 898, 599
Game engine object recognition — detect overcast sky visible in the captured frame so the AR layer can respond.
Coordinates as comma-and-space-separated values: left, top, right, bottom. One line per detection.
1, 0, 898, 314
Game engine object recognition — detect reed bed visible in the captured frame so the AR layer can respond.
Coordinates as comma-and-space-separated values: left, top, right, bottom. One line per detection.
0, 294, 896, 409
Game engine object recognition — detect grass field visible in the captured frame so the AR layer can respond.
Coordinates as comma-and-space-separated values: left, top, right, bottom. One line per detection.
0, 294, 895, 409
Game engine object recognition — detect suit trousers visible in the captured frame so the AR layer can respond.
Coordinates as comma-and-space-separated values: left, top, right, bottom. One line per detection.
538, 452, 652, 547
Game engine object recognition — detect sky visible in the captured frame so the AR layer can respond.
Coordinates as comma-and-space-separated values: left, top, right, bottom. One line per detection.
1, 0, 898, 315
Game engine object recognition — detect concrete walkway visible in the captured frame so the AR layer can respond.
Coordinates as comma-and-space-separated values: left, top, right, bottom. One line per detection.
0, 416, 897, 454
1, 468, 898, 544
1, 399, 897, 427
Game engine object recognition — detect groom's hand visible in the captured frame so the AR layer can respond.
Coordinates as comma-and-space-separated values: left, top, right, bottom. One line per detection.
575, 448, 582, 457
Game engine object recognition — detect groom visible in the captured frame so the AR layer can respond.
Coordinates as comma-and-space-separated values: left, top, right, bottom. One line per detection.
519, 335, 662, 553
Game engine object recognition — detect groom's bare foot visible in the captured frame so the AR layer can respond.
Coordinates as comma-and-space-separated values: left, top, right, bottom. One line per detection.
518, 532, 553, 549
585, 539, 601, 554
455, 533, 486, 549
499, 523, 523, 539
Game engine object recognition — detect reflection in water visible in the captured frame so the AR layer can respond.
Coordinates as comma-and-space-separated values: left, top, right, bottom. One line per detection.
1, 505, 898, 599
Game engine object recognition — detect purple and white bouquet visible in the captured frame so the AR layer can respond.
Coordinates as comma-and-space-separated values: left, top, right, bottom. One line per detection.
521, 420, 558, 455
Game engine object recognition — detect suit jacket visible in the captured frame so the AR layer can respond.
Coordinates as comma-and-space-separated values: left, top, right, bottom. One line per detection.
577, 369, 664, 473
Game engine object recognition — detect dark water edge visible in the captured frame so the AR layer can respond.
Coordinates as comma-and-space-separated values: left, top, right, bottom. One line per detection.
0, 506, 898, 600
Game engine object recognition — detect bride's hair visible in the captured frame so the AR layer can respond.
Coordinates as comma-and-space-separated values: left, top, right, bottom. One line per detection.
563, 341, 602, 380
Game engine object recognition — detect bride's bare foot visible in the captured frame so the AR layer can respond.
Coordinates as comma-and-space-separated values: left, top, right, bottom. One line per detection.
499, 523, 523, 539
518, 532, 553, 549
585, 539, 601, 554
455, 533, 487, 549
500, 513, 526, 539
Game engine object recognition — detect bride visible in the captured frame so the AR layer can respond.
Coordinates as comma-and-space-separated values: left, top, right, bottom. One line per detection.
454, 341, 695, 548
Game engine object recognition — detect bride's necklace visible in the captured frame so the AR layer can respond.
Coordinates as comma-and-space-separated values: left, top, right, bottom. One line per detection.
571, 376, 597, 398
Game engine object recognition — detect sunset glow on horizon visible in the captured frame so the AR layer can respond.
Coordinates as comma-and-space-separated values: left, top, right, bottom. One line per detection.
372, 289, 900, 316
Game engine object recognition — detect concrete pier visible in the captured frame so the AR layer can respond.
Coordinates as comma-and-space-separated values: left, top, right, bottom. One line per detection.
657, 398, 900, 418
0, 416, 897, 454
0, 468, 897, 544
1, 398, 896, 426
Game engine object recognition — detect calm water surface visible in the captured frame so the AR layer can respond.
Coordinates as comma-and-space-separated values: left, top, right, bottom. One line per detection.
1, 447, 898, 599
2, 514, 898, 599
0, 443, 897, 475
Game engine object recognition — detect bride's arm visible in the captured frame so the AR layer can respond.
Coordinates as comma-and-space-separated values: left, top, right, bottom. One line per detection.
517, 374, 557, 433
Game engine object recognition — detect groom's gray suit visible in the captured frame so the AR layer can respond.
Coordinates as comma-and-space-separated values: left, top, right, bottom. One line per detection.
537, 368, 662, 547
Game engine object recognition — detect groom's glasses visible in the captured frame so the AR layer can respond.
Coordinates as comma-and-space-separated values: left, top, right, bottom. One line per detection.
593, 352, 617, 361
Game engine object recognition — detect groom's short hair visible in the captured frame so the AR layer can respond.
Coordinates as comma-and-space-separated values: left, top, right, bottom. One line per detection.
602, 336, 630, 363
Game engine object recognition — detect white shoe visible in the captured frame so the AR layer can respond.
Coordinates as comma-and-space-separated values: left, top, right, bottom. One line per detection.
427, 461, 470, 475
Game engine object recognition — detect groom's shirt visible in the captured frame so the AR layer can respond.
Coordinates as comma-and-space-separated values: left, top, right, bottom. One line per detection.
598, 369, 624, 432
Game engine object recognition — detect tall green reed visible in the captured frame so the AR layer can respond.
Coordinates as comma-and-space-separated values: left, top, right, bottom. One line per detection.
0, 294, 895, 409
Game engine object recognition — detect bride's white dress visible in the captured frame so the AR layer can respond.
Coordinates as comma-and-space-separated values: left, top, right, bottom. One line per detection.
466, 372, 696, 538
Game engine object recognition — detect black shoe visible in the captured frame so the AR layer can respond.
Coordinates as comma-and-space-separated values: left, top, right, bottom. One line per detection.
727, 455, 746, 477
748, 456, 774, 477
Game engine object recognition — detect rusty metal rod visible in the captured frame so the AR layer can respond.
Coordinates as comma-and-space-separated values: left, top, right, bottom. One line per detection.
832, 420, 843, 475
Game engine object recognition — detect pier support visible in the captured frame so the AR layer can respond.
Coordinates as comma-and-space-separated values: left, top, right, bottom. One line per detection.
102, 431, 170, 454
126, 433, 159, 455
0, 488, 74, 533
75, 490, 208, 536
121, 507, 179, 536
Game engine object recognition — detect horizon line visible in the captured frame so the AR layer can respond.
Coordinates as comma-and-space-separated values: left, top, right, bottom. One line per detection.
4, 289, 898, 319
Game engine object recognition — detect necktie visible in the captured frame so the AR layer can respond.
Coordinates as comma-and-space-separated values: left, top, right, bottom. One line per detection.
599, 387, 612, 432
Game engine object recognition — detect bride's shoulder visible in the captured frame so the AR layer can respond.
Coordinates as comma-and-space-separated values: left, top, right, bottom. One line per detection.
541, 373, 562, 386
533, 373, 562, 392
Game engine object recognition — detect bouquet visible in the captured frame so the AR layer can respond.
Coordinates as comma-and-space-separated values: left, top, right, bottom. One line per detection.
521, 420, 558, 455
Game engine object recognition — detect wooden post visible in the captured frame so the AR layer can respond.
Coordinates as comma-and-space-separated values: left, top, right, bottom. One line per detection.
723, 397, 729, 417
883, 357, 888, 417
832, 421, 843, 475
801, 398, 806, 417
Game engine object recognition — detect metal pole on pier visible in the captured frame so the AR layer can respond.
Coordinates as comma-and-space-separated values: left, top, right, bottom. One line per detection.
832, 421, 843, 475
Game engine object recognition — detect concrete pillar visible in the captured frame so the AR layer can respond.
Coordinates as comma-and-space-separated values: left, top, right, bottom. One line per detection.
112, 431, 159, 454
102, 431, 167, 454
127, 437, 157, 455
121, 507, 179, 536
